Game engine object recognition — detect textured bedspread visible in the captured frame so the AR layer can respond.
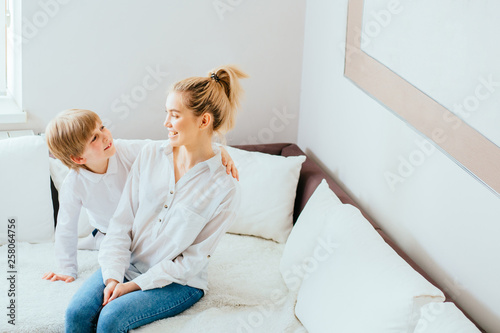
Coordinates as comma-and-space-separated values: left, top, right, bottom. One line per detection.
0, 234, 305, 333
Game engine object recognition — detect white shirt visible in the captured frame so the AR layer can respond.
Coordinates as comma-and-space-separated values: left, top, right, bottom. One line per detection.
55, 139, 150, 278
98, 140, 241, 293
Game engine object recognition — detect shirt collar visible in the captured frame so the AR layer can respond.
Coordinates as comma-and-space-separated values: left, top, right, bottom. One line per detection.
78, 153, 118, 183
161, 140, 222, 176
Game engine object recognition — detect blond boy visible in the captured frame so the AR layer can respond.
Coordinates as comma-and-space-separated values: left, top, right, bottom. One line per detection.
42, 109, 237, 282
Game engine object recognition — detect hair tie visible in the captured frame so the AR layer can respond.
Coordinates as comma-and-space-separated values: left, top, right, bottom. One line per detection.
211, 72, 220, 83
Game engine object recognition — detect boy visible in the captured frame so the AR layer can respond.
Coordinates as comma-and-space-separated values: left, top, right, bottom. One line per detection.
42, 109, 238, 282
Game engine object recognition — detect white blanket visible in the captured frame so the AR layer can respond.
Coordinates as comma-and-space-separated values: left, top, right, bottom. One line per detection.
0, 234, 305, 333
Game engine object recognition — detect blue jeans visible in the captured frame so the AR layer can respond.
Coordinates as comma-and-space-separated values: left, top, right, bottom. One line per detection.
65, 268, 204, 333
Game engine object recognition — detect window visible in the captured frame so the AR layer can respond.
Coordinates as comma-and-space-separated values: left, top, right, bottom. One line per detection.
1, 0, 6, 94
0, 0, 25, 124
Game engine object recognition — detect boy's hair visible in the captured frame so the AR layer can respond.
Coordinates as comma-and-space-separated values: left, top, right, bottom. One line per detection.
45, 109, 101, 170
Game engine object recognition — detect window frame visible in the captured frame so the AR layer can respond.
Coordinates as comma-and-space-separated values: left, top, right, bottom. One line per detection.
1, 0, 7, 94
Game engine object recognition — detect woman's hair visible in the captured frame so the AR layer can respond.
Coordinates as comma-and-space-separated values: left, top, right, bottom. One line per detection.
45, 109, 101, 170
169, 65, 249, 141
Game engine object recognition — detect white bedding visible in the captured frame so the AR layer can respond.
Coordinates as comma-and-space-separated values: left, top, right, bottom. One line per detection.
0, 233, 305, 333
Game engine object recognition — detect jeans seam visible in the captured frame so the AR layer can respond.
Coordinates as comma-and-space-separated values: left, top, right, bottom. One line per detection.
120, 288, 203, 332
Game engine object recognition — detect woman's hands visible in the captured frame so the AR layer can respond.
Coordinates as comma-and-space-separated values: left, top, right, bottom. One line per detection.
42, 271, 75, 283
102, 279, 141, 306
220, 146, 239, 181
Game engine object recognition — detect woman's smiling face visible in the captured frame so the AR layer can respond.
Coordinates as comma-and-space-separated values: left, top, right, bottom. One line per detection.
164, 92, 204, 147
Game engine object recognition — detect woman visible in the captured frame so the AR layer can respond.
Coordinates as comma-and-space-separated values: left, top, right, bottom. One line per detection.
65, 65, 248, 332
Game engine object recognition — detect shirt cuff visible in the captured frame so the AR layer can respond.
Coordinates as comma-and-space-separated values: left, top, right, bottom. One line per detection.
101, 268, 124, 285
60, 270, 77, 279
132, 273, 173, 291
131, 273, 152, 291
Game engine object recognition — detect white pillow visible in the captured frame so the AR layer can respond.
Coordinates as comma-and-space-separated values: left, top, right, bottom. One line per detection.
0, 136, 54, 243
224, 146, 306, 243
48, 157, 93, 238
415, 302, 481, 333
280, 179, 342, 291
295, 203, 445, 333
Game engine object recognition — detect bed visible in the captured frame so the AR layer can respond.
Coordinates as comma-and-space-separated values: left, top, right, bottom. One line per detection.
0, 140, 483, 332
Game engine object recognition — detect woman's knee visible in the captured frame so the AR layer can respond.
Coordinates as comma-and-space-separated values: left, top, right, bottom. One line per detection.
65, 269, 105, 331
65, 301, 87, 328
96, 304, 128, 333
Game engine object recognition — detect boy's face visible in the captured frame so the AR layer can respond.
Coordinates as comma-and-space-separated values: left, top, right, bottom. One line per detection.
74, 121, 116, 173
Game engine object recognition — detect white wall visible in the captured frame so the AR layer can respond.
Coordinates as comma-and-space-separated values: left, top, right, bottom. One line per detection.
1, 0, 306, 145
298, 0, 500, 332
362, 0, 500, 148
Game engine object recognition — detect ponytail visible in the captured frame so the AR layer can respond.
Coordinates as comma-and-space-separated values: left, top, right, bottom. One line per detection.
169, 65, 249, 140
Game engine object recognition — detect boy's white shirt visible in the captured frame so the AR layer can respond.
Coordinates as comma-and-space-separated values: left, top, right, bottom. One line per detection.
55, 139, 150, 278
98, 140, 241, 293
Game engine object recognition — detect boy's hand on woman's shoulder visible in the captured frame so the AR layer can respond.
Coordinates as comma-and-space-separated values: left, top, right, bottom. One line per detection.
220, 146, 239, 181
42, 271, 75, 283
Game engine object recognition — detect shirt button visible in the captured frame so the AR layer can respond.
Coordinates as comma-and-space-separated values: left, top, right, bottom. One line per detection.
170, 190, 174, 194
164, 205, 168, 209
158, 218, 161, 222
207, 255, 211, 259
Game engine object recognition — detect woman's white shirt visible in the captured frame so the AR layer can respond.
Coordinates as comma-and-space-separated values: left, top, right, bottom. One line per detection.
55, 139, 150, 278
98, 140, 241, 293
